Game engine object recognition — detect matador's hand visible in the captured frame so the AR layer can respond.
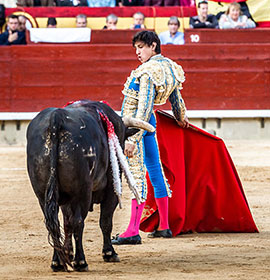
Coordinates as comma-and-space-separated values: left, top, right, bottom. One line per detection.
176, 116, 189, 128
124, 141, 136, 158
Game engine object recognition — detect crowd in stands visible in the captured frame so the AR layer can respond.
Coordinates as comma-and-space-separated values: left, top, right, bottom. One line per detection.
0, 14, 26, 45
189, 1, 256, 29
0, 1, 258, 46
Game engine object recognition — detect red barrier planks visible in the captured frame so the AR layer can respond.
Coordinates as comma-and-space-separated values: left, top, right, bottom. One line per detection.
1, 43, 270, 112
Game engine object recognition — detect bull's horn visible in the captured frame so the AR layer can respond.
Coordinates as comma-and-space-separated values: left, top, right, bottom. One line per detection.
122, 116, 155, 133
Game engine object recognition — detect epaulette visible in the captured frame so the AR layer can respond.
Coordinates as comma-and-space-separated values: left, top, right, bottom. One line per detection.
170, 60, 186, 84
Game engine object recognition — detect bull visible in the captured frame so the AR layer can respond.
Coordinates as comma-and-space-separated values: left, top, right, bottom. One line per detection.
26, 100, 153, 272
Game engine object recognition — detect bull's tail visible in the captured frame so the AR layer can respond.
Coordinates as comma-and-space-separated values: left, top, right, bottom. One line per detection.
44, 109, 70, 270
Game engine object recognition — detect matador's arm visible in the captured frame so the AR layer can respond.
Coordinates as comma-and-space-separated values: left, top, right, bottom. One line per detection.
169, 86, 187, 122
127, 73, 156, 143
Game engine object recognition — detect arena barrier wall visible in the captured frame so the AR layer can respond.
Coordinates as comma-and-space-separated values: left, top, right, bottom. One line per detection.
1, 41, 270, 112
1, 29, 270, 144
1, 111, 270, 145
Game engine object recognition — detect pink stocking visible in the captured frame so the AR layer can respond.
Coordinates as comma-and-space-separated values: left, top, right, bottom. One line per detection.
155, 196, 169, 230
120, 199, 146, 238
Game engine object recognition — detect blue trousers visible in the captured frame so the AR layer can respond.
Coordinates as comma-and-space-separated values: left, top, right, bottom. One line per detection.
143, 114, 171, 198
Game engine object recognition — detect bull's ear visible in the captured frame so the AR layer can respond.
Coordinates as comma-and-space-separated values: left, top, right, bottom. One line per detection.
125, 128, 139, 140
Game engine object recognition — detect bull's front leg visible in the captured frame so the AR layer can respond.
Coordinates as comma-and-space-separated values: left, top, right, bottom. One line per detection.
100, 193, 120, 262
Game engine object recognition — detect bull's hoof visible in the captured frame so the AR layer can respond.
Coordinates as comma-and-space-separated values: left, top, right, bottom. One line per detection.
103, 251, 120, 262
68, 253, 74, 262
51, 261, 65, 272
72, 260, 89, 272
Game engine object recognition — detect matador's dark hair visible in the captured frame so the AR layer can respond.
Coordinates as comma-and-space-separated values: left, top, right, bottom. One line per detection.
132, 30, 161, 54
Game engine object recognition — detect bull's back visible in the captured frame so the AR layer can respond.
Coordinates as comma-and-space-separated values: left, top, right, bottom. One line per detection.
27, 107, 109, 203
56, 108, 109, 193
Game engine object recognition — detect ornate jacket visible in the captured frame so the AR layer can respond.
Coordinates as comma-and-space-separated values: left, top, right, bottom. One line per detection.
121, 54, 187, 143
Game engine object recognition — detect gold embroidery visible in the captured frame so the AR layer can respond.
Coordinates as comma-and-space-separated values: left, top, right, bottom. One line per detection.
121, 55, 187, 200
141, 205, 157, 220
133, 60, 165, 86
122, 55, 185, 106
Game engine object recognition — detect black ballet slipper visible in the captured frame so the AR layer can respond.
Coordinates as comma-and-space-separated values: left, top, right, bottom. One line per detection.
147, 229, 172, 238
111, 234, 142, 245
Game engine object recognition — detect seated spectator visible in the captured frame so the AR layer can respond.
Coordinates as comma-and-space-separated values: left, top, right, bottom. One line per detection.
18, 15, 27, 31
130, 12, 145, 30
87, 0, 115, 7
118, 0, 143, 6
158, 16, 184, 45
190, 0, 218, 29
17, 0, 55, 6
0, 14, 26, 45
47, 17, 57, 28
76, 14, 87, 28
219, 2, 256, 29
103, 14, 118, 30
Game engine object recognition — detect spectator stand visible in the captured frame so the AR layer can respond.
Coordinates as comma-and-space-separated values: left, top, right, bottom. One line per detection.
4, 6, 197, 34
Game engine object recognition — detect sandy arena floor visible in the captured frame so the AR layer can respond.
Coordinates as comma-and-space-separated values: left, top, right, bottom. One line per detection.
0, 140, 269, 280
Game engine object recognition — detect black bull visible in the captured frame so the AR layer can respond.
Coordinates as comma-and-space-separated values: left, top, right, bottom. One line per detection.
26, 100, 147, 272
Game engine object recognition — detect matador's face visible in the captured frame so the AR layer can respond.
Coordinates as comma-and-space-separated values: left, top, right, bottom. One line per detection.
134, 41, 157, 64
